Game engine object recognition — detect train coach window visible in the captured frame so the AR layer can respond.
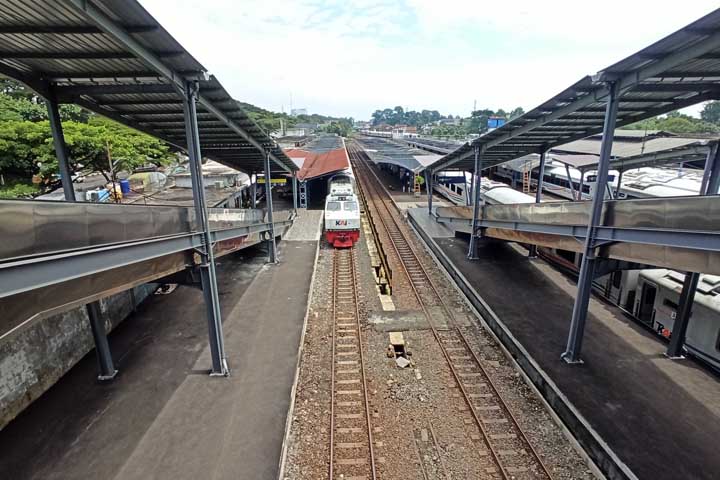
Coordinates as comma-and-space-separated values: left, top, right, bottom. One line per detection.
343, 201, 358, 211
326, 201, 341, 211
612, 271, 622, 289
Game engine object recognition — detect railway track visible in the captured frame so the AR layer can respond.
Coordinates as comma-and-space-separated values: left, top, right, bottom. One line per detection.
330, 247, 378, 480
349, 143, 554, 480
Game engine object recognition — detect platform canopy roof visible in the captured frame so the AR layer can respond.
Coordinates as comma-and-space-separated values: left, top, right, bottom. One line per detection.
0, 0, 297, 174
425, 8, 720, 174
286, 136, 351, 181
358, 136, 441, 173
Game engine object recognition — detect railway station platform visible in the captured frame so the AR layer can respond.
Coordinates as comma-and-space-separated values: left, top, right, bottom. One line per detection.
407, 207, 720, 480
0, 210, 322, 480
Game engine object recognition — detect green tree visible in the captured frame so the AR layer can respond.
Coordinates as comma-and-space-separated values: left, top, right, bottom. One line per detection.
700, 101, 720, 124
0, 117, 173, 182
623, 112, 719, 134
323, 119, 353, 137
509, 107, 525, 120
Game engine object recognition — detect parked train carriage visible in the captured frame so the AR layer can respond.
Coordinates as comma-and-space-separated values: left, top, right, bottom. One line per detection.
481, 179, 538, 205
618, 168, 701, 198
494, 160, 600, 200
496, 160, 703, 201
635, 270, 720, 370
433, 173, 538, 206
324, 171, 361, 248
433, 171, 470, 204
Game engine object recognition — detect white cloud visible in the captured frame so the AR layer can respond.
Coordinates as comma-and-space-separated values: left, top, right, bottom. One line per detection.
139, 0, 719, 119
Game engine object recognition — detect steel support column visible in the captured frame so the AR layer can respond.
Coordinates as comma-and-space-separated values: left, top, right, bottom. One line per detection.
577, 171, 585, 201
87, 302, 118, 380
703, 142, 720, 195
528, 149, 547, 258
666, 272, 701, 358
565, 164, 577, 201
264, 148, 278, 263
562, 81, 620, 364
292, 172, 298, 213
425, 170, 433, 215
615, 169, 624, 198
181, 80, 228, 376
251, 175, 258, 208
46, 91, 75, 201
467, 146, 483, 259
47, 92, 117, 380
665, 145, 719, 358
467, 170, 474, 206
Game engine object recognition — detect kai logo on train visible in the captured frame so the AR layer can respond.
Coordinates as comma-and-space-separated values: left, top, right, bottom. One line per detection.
335, 220, 348, 226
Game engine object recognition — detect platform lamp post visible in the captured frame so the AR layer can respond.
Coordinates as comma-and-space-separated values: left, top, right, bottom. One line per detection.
250, 172, 258, 208
181, 79, 229, 377
46, 89, 118, 381
425, 169, 433, 215
264, 147, 278, 264
467, 145, 483, 260
528, 148, 548, 259
562, 81, 620, 364
292, 171, 298, 214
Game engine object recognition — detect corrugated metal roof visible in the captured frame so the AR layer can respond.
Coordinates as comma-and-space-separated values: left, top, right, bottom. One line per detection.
287, 135, 350, 181
554, 135, 703, 158
426, 8, 720, 173
357, 135, 430, 172
0, 0, 296, 174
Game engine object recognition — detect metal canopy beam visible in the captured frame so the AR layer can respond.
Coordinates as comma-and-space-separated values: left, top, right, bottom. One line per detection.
0, 24, 157, 34
63, 0, 292, 174
0, 50, 183, 59
629, 82, 720, 92
55, 83, 177, 98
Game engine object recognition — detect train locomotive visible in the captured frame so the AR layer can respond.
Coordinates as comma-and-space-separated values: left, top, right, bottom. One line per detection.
324, 171, 361, 248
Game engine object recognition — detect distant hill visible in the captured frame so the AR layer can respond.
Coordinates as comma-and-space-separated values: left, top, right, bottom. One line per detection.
236, 101, 346, 133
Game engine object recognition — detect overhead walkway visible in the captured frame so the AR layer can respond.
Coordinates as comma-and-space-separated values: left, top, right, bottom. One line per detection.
0, 199, 294, 338
433, 195, 720, 275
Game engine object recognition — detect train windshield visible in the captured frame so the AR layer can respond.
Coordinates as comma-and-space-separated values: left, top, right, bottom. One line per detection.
326, 201, 341, 211
343, 201, 358, 211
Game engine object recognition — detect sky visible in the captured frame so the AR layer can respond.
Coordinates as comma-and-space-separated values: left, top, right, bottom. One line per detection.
140, 0, 720, 121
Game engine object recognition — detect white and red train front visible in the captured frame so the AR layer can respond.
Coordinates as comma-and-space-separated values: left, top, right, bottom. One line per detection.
324, 194, 361, 247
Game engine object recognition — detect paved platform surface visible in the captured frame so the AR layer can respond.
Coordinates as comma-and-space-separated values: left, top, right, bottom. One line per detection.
431, 233, 720, 480
0, 238, 318, 480
283, 209, 323, 241
407, 206, 455, 238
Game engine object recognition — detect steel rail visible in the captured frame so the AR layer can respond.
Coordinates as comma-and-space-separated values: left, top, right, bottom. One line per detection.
350, 143, 554, 480
329, 247, 378, 480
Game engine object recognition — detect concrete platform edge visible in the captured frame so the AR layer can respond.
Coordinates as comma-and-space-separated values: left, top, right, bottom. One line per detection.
408, 213, 635, 480
276, 237, 322, 480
